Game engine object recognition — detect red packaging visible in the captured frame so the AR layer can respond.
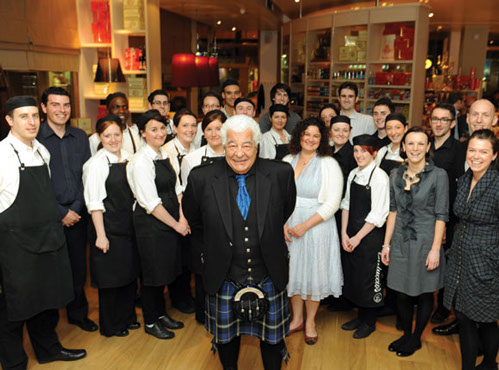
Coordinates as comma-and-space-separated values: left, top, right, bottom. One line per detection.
376, 72, 387, 85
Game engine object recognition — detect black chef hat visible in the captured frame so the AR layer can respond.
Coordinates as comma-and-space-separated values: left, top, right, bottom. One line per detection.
330, 115, 351, 126
136, 109, 167, 132
234, 97, 255, 109
6, 96, 38, 115
353, 134, 380, 148
95, 115, 123, 132
385, 112, 407, 126
269, 104, 289, 117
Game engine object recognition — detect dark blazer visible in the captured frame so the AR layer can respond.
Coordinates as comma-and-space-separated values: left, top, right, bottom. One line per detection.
182, 158, 297, 295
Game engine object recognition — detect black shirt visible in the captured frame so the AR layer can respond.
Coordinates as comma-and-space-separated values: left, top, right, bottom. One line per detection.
37, 122, 90, 218
370, 131, 391, 148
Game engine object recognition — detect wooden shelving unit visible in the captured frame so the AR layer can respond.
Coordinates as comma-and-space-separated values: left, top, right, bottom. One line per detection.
76, 0, 161, 127
281, 3, 430, 125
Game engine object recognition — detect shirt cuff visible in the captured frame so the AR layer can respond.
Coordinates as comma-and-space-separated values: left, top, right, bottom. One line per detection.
87, 202, 105, 213
58, 204, 69, 220
143, 198, 162, 214
365, 214, 386, 228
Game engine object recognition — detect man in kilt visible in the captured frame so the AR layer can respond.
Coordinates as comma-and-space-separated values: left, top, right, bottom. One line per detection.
183, 114, 296, 369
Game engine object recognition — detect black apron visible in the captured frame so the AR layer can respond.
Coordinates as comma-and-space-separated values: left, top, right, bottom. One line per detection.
0, 146, 73, 321
272, 135, 289, 160
342, 166, 385, 308
133, 158, 181, 286
379, 150, 403, 175
89, 160, 138, 288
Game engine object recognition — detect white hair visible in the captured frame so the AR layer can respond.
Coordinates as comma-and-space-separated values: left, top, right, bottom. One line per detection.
221, 114, 262, 146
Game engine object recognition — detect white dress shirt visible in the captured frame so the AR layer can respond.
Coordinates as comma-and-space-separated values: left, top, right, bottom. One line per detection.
82, 148, 131, 213
0, 132, 51, 212
180, 144, 224, 187
375, 143, 403, 166
162, 137, 196, 179
343, 110, 377, 143
259, 129, 291, 159
89, 123, 142, 157
127, 144, 182, 214
340, 160, 389, 228
193, 122, 204, 148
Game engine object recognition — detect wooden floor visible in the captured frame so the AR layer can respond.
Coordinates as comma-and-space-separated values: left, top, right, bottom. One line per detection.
23, 286, 494, 370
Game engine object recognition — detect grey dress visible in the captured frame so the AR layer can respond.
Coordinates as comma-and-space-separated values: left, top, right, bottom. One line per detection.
387, 161, 449, 296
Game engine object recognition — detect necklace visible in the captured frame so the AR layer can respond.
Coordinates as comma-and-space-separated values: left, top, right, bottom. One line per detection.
403, 163, 426, 182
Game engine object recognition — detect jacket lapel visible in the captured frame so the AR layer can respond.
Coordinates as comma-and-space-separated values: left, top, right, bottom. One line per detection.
255, 160, 271, 241
467, 167, 495, 206
212, 167, 234, 242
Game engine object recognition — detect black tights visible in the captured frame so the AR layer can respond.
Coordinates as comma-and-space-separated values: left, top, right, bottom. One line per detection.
455, 310, 499, 370
396, 292, 433, 341
217, 337, 285, 370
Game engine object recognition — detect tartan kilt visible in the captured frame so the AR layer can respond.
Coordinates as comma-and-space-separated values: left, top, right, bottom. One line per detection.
205, 277, 289, 344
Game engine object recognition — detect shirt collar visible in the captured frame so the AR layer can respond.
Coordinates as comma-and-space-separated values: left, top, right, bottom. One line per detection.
174, 137, 192, 154
226, 158, 257, 177
388, 143, 400, 155
431, 134, 454, 151
342, 110, 360, 119
206, 144, 224, 157
101, 148, 130, 163
270, 128, 290, 141
357, 160, 376, 178
7, 131, 42, 153
39, 122, 74, 139
143, 143, 167, 160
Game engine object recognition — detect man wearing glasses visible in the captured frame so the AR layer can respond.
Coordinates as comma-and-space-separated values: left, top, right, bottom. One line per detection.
147, 90, 174, 143
194, 91, 224, 148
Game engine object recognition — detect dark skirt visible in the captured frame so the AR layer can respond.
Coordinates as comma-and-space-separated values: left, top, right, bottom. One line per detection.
205, 277, 289, 344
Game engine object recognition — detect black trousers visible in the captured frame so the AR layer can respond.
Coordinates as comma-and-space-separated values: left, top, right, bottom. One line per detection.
141, 285, 166, 325
63, 213, 89, 322
167, 237, 192, 307
358, 307, 377, 327
0, 294, 62, 370
218, 337, 285, 370
98, 281, 137, 336
194, 273, 205, 324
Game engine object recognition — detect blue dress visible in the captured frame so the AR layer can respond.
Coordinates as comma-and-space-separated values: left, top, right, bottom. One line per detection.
286, 154, 343, 301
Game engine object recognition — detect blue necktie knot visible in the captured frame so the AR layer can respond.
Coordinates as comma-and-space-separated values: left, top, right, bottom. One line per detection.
235, 174, 251, 220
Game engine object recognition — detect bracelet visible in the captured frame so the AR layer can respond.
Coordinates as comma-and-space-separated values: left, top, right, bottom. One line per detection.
382, 244, 390, 251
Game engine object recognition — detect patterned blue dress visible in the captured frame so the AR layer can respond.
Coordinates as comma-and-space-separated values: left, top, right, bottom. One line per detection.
286, 154, 343, 301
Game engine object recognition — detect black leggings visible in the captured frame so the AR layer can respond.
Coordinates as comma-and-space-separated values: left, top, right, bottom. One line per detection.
396, 292, 433, 340
455, 310, 499, 370
217, 337, 285, 370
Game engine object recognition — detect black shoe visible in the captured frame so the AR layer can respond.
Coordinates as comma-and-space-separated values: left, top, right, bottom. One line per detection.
159, 314, 184, 330
113, 329, 129, 337
396, 336, 422, 357
388, 334, 410, 352
38, 348, 87, 364
145, 322, 175, 339
127, 321, 141, 330
341, 319, 362, 331
68, 318, 98, 332
475, 362, 498, 370
173, 299, 196, 314
432, 320, 459, 336
431, 308, 450, 324
353, 323, 375, 339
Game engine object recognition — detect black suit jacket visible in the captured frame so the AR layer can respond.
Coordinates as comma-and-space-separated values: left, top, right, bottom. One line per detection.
182, 158, 297, 294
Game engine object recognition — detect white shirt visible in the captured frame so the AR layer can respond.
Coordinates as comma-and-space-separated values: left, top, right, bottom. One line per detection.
0, 132, 51, 212
89, 124, 142, 157
180, 145, 225, 187
375, 143, 403, 166
343, 110, 377, 143
259, 129, 291, 159
82, 148, 131, 213
126, 144, 182, 214
340, 161, 389, 228
193, 122, 204, 148
162, 137, 196, 181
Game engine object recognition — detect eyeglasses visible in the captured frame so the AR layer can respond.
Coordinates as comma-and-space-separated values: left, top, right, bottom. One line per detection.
430, 117, 453, 124
203, 104, 221, 110
152, 101, 170, 107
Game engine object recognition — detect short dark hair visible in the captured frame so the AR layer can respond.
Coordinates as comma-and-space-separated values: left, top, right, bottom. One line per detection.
469, 129, 499, 165
173, 108, 197, 127
136, 109, 166, 132
41, 87, 70, 106
270, 83, 291, 103
448, 92, 463, 105
402, 126, 430, 146
221, 79, 239, 92
338, 82, 358, 98
147, 89, 169, 104
385, 112, 408, 126
318, 103, 340, 120
373, 97, 395, 113
202, 109, 227, 132
288, 117, 332, 157
432, 103, 456, 120
203, 91, 223, 106
105, 92, 127, 108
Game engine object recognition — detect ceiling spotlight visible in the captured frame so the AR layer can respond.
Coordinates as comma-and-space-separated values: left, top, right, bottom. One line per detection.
232, 27, 236, 31
217, 20, 221, 25
437, 25, 443, 31
428, 12, 434, 17
295, 0, 300, 3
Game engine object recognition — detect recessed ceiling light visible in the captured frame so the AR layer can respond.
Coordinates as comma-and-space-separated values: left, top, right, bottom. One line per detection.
295, 0, 300, 3
428, 12, 434, 17
217, 20, 221, 25
232, 27, 236, 31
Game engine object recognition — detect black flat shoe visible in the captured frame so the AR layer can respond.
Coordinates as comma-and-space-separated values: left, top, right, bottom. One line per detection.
159, 314, 184, 330
432, 320, 459, 336
396, 343, 422, 357
431, 308, 450, 324
127, 321, 141, 330
353, 323, 375, 339
341, 318, 362, 331
388, 334, 410, 352
145, 322, 175, 339
68, 318, 98, 332
113, 329, 129, 337
396, 336, 422, 357
38, 348, 87, 364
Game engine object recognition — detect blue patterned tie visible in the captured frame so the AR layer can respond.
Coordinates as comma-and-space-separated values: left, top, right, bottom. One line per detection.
236, 174, 251, 220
